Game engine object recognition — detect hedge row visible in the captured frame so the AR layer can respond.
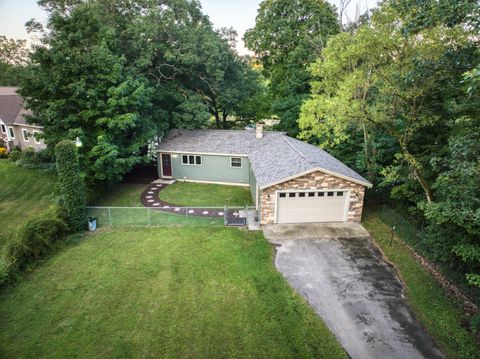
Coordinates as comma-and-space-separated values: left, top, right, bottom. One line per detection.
55, 141, 87, 232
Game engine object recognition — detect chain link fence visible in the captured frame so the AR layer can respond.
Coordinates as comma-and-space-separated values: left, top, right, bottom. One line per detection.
86, 206, 256, 228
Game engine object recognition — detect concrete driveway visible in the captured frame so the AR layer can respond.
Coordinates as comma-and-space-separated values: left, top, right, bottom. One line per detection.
263, 223, 444, 359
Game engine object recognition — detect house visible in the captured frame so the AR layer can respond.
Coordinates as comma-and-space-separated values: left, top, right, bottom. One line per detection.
0, 87, 46, 152
156, 125, 372, 225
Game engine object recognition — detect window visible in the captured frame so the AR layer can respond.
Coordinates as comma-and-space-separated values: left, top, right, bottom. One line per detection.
308, 192, 315, 197
299, 192, 306, 197
337, 192, 344, 197
328, 192, 334, 197
231, 157, 242, 168
33, 131, 41, 144
8, 127, 14, 139
182, 154, 202, 166
0, 124, 5, 134
289, 193, 296, 198
22, 129, 29, 142
279, 193, 286, 198
318, 192, 325, 197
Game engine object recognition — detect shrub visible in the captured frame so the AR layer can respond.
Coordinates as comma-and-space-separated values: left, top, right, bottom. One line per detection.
19, 147, 38, 165
36, 148, 55, 163
471, 314, 480, 334
56, 140, 87, 232
0, 147, 7, 158
8, 148, 21, 162
0, 208, 68, 287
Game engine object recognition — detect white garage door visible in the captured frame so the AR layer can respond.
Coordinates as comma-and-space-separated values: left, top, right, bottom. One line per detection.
276, 190, 348, 224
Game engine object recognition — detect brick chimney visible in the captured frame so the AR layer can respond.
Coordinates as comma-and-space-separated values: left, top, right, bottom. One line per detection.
255, 123, 264, 139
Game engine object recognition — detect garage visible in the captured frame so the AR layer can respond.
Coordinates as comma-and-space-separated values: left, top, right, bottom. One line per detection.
276, 190, 348, 224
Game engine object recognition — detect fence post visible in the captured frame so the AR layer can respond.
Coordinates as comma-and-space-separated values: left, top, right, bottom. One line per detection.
108, 207, 112, 227
148, 207, 151, 226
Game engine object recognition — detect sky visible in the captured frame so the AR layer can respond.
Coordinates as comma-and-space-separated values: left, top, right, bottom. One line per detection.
0, 0, 378, 54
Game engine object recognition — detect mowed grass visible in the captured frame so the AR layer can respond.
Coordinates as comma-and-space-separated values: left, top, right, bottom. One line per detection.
363, 209, 479, 359
0, 160, 56, 247
87, 207, 224, 228
0, 227, 346, 359
95, 183, 147, 207
159, 181, 253, 207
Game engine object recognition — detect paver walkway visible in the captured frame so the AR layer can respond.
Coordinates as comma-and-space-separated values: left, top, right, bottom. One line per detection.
140, 183, 245, 223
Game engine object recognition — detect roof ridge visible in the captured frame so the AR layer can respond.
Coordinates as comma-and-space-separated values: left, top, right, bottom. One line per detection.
282, 135, 316, 167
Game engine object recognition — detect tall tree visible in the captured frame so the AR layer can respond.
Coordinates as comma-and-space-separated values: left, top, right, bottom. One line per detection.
244, 0, 340, 135
21, 0, 266, 188
20, 2, 156, 187
0, 36, 29, 86
299, 5, 477, 203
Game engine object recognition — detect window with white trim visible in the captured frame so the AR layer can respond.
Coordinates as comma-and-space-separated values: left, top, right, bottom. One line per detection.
231, 157, 242, 168
8, 127, 14, 139
33, 131, 41, 144
0, 124, 6, 134
22, 129, 30, 142
182, 154, 202, 166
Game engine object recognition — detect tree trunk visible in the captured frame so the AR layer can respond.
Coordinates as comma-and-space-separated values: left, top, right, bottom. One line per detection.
362, 122, 374, 179
214, 109, 220, 128
401, 145, 434, 203
222, 112, 228, 129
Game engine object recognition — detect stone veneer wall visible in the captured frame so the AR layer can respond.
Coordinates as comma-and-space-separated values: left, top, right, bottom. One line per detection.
259, 171, 366, 225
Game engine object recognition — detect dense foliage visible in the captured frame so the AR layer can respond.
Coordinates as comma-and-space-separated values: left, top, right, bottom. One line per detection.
0, 36, 28, 86
245, 0, 340, 135
20, 0, 265, 188
0, 207, 67, 287
299, 0, 480, 289
55, 140, 86, 232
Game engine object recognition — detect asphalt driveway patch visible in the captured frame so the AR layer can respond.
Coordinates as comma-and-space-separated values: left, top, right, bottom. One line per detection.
263, 224, 444, 359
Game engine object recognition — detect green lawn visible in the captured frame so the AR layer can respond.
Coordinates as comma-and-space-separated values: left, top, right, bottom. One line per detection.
0, 227, 345, 359
87, 207, 224, 227
363, 209, 479, 359
159, 181, 253, 207
90, 182, 225, 227
0, 160, 56, 247
95, 183, 148, 207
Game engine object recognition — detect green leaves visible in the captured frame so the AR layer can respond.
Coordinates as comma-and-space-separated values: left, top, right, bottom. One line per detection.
245, 0, 340, 134
55, 140, 86, 232
20, 1, 158, 188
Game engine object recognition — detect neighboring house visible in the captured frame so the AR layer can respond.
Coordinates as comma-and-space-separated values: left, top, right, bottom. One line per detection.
157, 125, 372, 225
0, 87, 46, 152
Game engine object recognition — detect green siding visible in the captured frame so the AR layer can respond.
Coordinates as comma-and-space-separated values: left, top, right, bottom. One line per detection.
161, 153, 250, 184
249, 164, 257, 202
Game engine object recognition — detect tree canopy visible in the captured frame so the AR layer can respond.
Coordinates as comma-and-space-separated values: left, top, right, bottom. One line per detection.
0, 36, 29, 86
299, 0, 480, 288
245, 0, 340, 135
20, 0, 264, 188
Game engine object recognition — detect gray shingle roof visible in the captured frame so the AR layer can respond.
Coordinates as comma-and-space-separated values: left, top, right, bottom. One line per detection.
0, 87, 34, 126
0, 95, 24, 125
157, 129, 372, 188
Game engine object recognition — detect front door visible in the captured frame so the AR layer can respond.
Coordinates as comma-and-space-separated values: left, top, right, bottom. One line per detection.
161, 154, 172, 178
